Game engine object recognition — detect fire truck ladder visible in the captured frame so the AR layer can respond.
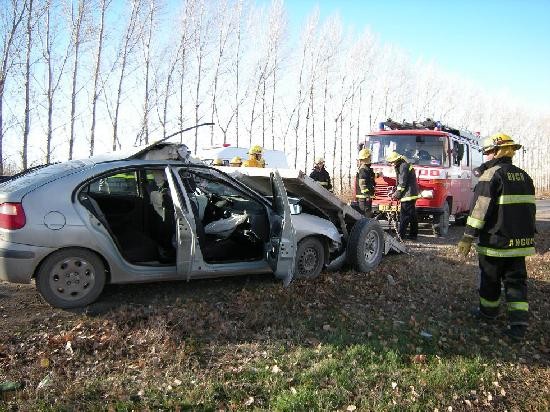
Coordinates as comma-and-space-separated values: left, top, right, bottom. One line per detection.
380, 118, 482, 150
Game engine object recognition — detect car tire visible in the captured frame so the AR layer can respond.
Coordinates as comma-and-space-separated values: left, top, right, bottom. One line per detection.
36, 248, 106, 309
346, 218, 384, 273
294, 237, 325, 279
432, 201, 450, 237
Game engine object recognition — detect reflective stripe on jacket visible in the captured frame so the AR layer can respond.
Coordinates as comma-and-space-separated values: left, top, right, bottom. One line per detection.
465, 157, 536, 256
355, 164, 375, 199
394, 161, 418, 202
310, 167, 332, 190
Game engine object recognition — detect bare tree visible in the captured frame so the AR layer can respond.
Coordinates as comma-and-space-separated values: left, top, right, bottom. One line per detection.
292, 9, 317, 168
209, 0, 233, 144
89, 0, 109, 156
68, 0, 89, 160
110, 0, 142, 151
192, 0, 210, 154
269, 0, 285, 150
22, 0, 34, 169
0, 0, 27, 174
175, 0, 194, 143
233, 0, 242, 145
38, 0, 72, 164
138, 0, 158, 145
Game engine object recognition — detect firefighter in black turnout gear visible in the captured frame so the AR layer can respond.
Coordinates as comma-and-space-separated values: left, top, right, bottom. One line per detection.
457, 133, 536, 340
309, 157, 332, 191
355, 148, 376, 216
386, 151, 419, 239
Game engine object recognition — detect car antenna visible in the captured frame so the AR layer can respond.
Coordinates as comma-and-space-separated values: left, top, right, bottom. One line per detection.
162, 122, 215, 143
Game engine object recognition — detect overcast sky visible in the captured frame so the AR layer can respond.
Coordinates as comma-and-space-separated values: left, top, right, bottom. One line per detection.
273, 0, 550, 112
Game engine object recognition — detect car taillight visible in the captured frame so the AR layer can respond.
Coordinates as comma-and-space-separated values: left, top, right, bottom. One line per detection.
0, 202, 26, 230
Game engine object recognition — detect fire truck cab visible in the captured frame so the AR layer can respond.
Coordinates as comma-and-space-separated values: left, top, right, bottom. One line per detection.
363, 119, 483, 236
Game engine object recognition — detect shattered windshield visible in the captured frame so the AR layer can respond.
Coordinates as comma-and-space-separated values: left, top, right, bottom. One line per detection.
367, 134, 448, 166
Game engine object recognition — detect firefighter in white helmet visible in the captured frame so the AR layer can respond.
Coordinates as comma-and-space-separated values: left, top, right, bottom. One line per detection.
457, 133, 535, 340
309, 157, 332, 191
355, 148, 376, 216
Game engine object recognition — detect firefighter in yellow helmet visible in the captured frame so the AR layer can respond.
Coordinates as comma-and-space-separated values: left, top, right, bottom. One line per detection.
229, 156, 243, 167
354, 148, 376, 216
386, 151, 419, 240
457, 133, 534, 340
243, 145, 265, 167
309, 157, 332, 191
212, 158, 224, 166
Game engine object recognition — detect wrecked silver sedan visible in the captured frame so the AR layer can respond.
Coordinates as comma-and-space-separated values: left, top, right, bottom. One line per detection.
0, 141, 389, 308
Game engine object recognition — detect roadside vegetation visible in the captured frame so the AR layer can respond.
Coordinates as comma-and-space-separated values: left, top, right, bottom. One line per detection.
1, 223, 549, 410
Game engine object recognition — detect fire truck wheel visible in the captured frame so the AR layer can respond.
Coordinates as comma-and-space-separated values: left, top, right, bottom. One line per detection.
432, 201, 450, 237
347, 218, 384, 273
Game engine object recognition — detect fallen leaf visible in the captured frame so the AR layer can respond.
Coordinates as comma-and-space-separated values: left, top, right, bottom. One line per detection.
39, 358, 50, 368
412, 354, 427, 364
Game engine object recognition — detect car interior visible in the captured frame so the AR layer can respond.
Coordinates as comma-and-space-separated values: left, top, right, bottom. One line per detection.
178, 167, 270, 263
78, 166, 272, 266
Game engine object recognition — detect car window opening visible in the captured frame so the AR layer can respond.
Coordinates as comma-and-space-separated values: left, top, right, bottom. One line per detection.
178, 168, 269, 264
80, 168, 176, 266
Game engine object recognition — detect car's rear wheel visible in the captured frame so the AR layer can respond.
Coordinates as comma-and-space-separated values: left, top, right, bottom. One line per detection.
347, 218, 384, 272
36, 248, 106, 309
295, 237, 325, 279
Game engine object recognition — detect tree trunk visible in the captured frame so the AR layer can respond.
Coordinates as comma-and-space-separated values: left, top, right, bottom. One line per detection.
0, 0, 27, 174
112, 0, 140, 151
89, 0, 107, 156
179, 48, 186, 143
348, 92, 355, 189
271, 54, 277, 149
322, 73, 328, 158
142, 0, 155, 145
22, 0, 33, 170
69, 0, 86, 160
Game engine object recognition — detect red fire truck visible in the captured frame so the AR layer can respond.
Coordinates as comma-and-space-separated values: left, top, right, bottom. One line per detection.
362, 119, 483, 236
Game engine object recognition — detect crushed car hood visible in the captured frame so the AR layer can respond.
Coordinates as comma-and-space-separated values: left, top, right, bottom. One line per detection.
228, 168, 362, 224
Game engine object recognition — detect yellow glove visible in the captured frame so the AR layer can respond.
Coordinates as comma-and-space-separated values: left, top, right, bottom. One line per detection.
457, 235, 474, 257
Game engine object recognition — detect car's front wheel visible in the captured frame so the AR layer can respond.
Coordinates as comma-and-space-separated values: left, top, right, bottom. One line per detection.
295, 237, 325, 279
346, 218, 384, 272
36, 248, 106, 309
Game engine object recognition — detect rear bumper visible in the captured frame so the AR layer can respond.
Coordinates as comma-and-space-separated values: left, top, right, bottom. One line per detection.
0, 241, 54, 284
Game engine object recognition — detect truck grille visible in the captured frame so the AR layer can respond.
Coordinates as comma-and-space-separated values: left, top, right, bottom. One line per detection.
375, 185, 394, 198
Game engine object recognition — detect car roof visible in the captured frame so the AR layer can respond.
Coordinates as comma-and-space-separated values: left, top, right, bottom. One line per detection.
0, 141, 197, 201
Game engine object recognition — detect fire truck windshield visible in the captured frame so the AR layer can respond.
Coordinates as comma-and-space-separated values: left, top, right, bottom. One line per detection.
366, 134, 447, 166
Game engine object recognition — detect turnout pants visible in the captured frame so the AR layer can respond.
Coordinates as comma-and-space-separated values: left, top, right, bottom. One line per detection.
398, 200, 418, 238
478, 254, 529, 326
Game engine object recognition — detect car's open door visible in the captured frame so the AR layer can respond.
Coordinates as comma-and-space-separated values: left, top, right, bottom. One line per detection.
165, 167, 194, 278
268, 170, 297, 286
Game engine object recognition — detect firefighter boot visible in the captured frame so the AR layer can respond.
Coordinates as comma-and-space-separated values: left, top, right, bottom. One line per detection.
503, 325, 527, 342
470, 307, 497, 321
